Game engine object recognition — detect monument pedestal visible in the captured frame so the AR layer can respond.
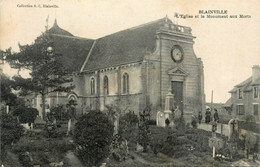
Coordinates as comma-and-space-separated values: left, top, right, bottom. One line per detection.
183, 111, 193, 123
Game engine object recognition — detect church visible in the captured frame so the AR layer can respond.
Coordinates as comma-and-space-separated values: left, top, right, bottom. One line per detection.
34, 17, 205, 119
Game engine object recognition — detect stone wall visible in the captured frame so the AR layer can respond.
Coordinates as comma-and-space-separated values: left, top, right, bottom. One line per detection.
145, 28, 204, 119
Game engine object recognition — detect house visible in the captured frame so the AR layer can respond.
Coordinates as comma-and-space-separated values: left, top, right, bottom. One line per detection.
226, 65, 260, 121
33, 17, 205, 120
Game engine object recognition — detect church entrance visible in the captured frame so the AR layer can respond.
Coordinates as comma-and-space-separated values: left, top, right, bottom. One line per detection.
171, 81, 183, 112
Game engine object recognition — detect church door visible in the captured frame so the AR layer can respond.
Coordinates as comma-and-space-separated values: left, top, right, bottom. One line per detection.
171, 81, 183, 112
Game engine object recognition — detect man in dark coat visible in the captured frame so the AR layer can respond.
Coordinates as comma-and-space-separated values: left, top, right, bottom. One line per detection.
205, 108, 211, 124
214, 109, 219, 122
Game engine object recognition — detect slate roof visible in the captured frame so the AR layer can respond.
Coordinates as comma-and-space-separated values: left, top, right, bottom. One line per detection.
252, 77, 260, 85
224, 98, 232, 107
43, 20, 94, 73
234, 77, 252, 87
82, 18, 170, 71
51, 35, 94, 73
47, 19, 74, 37
229, 75, 260, 93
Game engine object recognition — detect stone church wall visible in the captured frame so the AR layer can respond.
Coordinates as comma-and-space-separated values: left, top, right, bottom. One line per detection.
145, 31, 204, 119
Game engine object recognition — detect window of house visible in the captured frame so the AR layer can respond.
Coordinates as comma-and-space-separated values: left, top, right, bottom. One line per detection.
253, 104, 259, 116
91, 77, 95, 95
122, 73, 129, 94
238, 88, 243, 99
254, 87, 259, 98
104, 75, 109, 95
236, 104, 245, 115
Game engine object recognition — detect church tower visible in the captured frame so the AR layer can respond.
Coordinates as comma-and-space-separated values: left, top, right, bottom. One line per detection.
144, 17, 205, 119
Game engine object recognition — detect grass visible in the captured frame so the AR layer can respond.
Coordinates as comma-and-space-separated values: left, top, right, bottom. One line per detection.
10, 122, 75, 166
6, 120, 236, 166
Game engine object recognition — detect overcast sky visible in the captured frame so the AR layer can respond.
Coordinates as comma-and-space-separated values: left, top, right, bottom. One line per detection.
1, 0, 259, 103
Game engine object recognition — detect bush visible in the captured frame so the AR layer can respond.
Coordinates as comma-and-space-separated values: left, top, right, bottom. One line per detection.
191, 116, 197, 128
73, 110, 114, 166
13, 106, 38, 123
238, 120, 260, 133
174, 115, 186, 135
138, 106, 151, 152
50, 105, 65, 121
0, 112, 24, 161
118, 111, 138, 143
147, 120, 156, 125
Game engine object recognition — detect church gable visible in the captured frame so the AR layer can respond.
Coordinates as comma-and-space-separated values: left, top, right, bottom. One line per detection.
168, 67, 189, 76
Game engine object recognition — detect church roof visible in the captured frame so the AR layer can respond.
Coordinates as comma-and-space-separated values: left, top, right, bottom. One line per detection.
51, 35, 94, 73
44, 20, 94, 73
82, 18, 170, 72
47, 19, 74, 37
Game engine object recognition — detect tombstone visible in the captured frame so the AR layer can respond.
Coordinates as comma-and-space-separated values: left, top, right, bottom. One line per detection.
156, 111, 165, 127
228, 119, 238, 140
6, 105, 9, 114
164, 91, 174, 119
67, 119, 71, 136
174, 106, 182, 119
136, 143, 144, 152
114, 116, 119, 135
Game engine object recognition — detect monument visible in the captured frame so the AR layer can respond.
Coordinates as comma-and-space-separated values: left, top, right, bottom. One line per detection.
156, 91, 174, 127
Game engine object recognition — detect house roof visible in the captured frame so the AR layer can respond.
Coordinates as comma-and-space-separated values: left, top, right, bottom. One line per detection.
252, 77, 260, 85
229, 75, 260, 93
224, 98, 232, 107
234, 77, 252, 87
82, 18, 170, 71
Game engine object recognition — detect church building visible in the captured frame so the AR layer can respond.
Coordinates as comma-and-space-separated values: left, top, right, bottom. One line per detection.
34, 17, 205, 119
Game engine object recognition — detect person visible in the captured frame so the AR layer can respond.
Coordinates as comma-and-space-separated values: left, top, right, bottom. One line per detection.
165, 118, 170, 127
198, 112, 202, 124
205, 108, 211, 124
214, 109, 219, 122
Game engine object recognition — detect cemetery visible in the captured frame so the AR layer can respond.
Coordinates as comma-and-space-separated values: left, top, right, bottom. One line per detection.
0, 14, 259, 167
1, 91, 259, 167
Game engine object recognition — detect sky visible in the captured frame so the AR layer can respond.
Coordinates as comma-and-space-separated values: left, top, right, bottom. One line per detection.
1, 0, 260, 103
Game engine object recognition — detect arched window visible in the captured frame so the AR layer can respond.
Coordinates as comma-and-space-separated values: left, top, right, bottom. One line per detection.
104, 75, 109, 95
91, 77, 95, 95
123, 73, 129, 94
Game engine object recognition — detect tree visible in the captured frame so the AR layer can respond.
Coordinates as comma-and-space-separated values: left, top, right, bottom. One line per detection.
138, 106, 151, 152
118, 111, 138, 142
0, 112, 24, 164
73, 110, 114, 166
5, 33, 74, 120
13, 106, 39, 124
50, 104, 64, 121
0, 73, 17, 106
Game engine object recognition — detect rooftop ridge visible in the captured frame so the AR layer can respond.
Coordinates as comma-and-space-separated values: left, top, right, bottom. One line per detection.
50, 33, 93, 40
96, 17, 166, 40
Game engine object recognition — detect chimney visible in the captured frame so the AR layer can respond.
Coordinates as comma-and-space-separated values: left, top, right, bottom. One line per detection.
252, 65, 260, 83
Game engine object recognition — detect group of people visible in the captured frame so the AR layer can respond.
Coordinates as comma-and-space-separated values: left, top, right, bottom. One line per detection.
198, 108, 219, 124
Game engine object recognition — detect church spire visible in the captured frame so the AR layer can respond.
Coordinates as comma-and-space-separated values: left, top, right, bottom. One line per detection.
53, 18, 58, 27
165, 15, 168, 22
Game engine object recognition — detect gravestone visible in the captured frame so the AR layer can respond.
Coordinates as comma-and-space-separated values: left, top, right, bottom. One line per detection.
209, 123, 224, 158
228, 119, 238, 140
156, 111, 165, 127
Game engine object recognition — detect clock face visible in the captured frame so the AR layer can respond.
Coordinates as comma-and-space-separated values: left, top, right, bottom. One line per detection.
171, 46, 184, 63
